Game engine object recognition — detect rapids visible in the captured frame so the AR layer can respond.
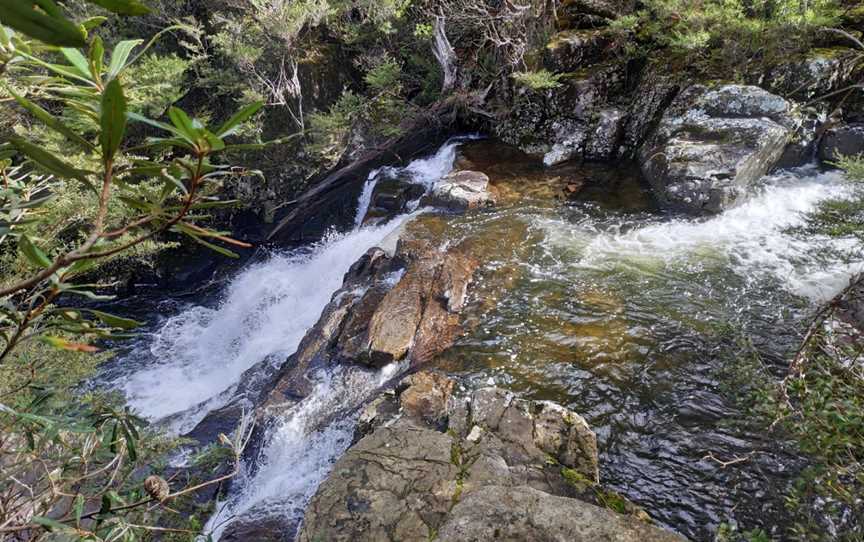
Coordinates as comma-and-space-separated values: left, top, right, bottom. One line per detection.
96, 138, 861, 540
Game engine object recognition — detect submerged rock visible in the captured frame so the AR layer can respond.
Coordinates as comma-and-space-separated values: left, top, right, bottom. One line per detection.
639, 84, 797, 214
299, 372, 683, 542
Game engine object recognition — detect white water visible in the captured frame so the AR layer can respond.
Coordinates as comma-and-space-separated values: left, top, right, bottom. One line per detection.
205, 362, 405, 540
542, 167, 861, 302
118, 221, 407, 431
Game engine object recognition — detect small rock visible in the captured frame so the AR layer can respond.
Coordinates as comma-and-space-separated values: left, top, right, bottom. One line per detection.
423, 170, 496, 211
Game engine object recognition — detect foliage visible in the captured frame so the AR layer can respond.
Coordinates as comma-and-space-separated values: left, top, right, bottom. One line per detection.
625, 0, 844, 76
0, 7, 266, 540
511, 69, 563, 90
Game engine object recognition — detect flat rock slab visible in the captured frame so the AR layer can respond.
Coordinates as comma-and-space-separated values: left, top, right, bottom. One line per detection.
423, 170, 496, 211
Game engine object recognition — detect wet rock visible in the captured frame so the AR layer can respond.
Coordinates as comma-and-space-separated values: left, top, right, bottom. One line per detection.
619, 65, 682, 159
422, 170, 495, 211
362, 174, 426, 224
775, 108, 826, 169
299, 374, 681, 542
221, 513, 295, 542
818, 122, 864, 162
437, 485, 683, 542
640, 84, 797, 214
259, 237, 478, 420
585, 108, 625, 160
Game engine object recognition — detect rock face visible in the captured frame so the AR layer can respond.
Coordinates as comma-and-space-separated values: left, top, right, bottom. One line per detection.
496, 64, 629, 165
758, 48, 859, 102
298, 372, 684, 542
422, 170, 496, 211
819, 122, 864, 162
639, 84, 797, 214
260, 234, 479, 414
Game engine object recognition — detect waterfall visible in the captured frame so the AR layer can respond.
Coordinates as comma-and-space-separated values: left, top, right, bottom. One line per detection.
99, 137, 469, 540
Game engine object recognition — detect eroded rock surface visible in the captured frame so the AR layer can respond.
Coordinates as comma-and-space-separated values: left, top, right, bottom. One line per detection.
260, 235, 479, 416
639, 84, 797, 214
298, 372, 684, 542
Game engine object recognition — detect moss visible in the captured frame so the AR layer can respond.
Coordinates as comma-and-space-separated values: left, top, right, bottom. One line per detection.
561, 467, 595, 489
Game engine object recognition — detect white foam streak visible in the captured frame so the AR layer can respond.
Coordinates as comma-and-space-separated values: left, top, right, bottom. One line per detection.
205, 363, 400, 540
554, 168, 861, 301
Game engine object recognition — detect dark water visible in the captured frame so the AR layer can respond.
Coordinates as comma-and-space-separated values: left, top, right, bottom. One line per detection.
426, 140, 858, 540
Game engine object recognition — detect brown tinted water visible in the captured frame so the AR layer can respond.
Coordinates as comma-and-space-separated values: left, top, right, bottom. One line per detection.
418, 140, 856, 540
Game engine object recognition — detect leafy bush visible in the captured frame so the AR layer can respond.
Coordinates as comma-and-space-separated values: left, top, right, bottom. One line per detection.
511, 69, 563, 90
0, 5, 265, 539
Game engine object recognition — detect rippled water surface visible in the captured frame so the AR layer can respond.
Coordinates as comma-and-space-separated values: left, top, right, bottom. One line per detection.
95, 137, 861, 541
430, 141, 861, 539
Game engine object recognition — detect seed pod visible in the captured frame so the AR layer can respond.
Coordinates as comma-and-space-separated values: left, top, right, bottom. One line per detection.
144, 475, 170, 503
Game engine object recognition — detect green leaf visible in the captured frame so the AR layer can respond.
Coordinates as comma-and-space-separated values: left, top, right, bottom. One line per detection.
74, 494, 85, 526
60, 48, 91, 79
100, 78, 127, 162
19, 236, 52, 268
126, 111, 184, 137
81, 16, 108, 31
0, 0, 86, 47
17, 51, 95, 84
31, 516, 72, 532
86, 0, 151, 15
216, 101, 264, 137
5, 86, 96, 152
8, 136, 94, 189
106, 39, 143, 80
175, 227, 240, 258
85, 309, 143, 330
168, 107, 201, 142
89, 35, 104, 79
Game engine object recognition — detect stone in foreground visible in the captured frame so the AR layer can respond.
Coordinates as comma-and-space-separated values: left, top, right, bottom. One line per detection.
298, 372, 685, 542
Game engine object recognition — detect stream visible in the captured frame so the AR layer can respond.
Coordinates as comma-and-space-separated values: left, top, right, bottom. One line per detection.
96, 138, 860, 540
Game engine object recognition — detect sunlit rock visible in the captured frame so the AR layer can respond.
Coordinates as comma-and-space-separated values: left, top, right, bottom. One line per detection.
640, 84, 797, 214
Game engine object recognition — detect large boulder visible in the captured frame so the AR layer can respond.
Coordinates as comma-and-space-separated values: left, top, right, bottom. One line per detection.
495, 64, 629, 165
819, 122, 864, 162
259, 236, 479, 416
298, 373, 684, 542
639, 84, 798, 214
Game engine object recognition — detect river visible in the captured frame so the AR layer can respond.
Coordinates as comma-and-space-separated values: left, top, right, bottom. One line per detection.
96, 137, 860, 540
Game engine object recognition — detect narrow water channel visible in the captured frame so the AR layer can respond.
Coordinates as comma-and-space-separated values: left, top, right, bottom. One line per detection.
96, 138, 859, 540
